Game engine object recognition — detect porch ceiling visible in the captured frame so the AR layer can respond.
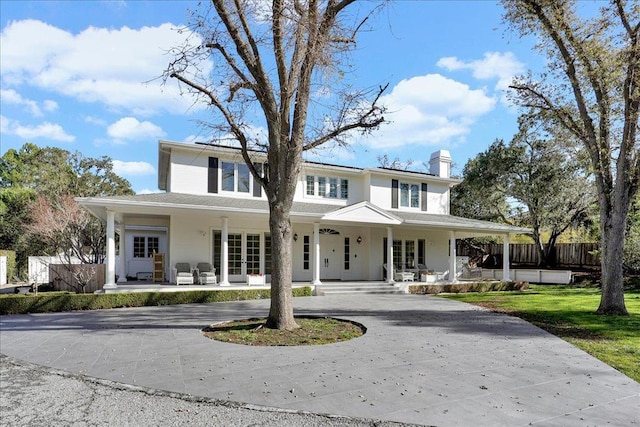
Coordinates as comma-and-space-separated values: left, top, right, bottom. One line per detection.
76, 192, 531, 235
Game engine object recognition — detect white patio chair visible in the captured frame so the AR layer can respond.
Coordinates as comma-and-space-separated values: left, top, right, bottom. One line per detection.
173, 262, 194, 285
196, 262, 217, 285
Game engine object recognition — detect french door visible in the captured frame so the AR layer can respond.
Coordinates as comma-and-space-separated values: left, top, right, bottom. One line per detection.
213, 231, 264, 282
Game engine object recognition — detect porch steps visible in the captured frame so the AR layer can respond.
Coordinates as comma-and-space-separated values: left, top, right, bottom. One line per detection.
314, 282, 404, 296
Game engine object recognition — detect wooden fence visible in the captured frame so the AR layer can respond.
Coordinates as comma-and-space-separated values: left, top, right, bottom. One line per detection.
457, 242, 600, 269
49, 264, 105, 293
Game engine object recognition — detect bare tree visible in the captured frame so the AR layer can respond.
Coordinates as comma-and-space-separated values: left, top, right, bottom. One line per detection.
503, 0, 639, 314
377, 154, 416, 171
27, 194, 105, 293
165, 0, 386, 330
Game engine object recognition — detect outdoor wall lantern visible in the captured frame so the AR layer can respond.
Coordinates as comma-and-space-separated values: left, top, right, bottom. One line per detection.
357, 236, 363, 244
293, 233, 298, 242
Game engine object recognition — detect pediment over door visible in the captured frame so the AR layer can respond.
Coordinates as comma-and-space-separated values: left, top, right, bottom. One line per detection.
321, 201, 402, 225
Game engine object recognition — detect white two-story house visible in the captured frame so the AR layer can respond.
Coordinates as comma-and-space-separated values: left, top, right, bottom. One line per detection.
77, 140, 528, 291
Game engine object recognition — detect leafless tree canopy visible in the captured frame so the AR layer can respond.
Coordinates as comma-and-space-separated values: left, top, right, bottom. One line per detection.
164, 0, 388, 329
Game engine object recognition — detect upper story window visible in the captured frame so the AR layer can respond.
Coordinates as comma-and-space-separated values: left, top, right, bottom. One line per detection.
318, 177, 327, 196
306, 175, 315, 195
221, 161, 250, 193
400, 183, 419, 208
392, 179, 426, 211
306, 175, 348, 199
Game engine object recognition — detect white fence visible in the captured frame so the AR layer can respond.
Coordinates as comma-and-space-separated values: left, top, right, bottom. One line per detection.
0, 256, 6, 286
481, 269, 572, 284
28, 256, 83, 284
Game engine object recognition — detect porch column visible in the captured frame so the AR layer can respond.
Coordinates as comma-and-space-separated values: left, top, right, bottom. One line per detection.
220, 217, 229, 285
117, 225, 127, 282
449, 231, 457, 283
104, 210, 117, 289
503, 234, 511, 281
387, 227, 394, 284
312, 223, 321, 285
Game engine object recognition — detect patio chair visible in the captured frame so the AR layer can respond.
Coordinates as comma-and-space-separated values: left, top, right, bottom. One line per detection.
174, 262, 194, 285
196, 262, 217, 285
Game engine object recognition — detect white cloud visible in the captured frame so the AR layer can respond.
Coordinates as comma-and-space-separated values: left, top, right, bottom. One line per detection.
112, 160, 156, 176
107, 117, 166, 142
136, 188, 163, 195
42, 100, 58, 112
437, 52, 525, 91
0, 19, 208, 116
0, 115, 75, 142
84, 116, 107, 126
357, 74, 496, 150
0, 89, 57, 117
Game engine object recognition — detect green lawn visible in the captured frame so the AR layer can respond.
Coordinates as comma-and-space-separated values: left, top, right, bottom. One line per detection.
439, 285, 640, 383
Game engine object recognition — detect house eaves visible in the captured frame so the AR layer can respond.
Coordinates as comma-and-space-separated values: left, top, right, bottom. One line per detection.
363, 168, 461, 186
77, 192, 530, 236
393, 211, 531, 235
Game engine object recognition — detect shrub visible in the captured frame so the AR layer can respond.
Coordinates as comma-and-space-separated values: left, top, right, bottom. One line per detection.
408, 281, 529, 295
0, 286, 312, 315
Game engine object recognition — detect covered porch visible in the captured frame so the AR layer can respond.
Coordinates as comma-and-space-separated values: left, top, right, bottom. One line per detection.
76, 193, 529, 293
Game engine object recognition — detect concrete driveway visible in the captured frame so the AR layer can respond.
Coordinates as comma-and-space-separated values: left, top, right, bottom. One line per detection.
0, 294, 638, 426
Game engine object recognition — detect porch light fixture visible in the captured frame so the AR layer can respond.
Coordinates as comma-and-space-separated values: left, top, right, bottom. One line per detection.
293, 233, 298, 242
357, 236, 362, 244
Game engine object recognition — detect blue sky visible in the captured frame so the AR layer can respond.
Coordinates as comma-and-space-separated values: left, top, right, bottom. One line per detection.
0, 0, 547, 194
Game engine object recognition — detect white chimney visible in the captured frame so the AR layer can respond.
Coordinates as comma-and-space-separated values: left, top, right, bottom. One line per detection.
429, 150, 452, 178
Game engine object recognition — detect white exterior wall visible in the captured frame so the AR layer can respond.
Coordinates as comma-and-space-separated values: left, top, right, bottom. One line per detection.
291, 223, 372, 282
366, 227, 451, 280
369, 175, 392, 208
169, 149, 209, 194
164, 145, 453, 214
145, 142, 466, 284
367, 173, 450, 214
168, 212, 271, 281
297, 166, 365, 205
426, 182, 450, 215
124, 228, 168, 279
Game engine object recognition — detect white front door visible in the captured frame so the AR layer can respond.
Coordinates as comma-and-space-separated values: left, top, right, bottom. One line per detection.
320, 234, 342, 280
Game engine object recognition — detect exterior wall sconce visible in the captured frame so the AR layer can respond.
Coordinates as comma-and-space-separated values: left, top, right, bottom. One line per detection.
293, 233, 298, 242
357, 236, 362, 244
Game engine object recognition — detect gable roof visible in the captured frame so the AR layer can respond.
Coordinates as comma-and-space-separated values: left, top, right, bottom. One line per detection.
321, 201, 402, 225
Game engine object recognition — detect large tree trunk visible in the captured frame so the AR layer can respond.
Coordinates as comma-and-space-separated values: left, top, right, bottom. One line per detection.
265, 199, 299, 330
597, 205, 629, 315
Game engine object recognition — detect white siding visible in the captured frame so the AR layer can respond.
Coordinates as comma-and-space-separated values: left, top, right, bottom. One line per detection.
426, 182, 450, 215
169, 149, 209, 194
369, 175, 392, 208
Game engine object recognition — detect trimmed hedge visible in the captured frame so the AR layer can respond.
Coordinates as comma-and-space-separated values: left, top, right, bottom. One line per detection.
408, 281, 529, 295
0, 250, 16, 283
0, 286, 312, 315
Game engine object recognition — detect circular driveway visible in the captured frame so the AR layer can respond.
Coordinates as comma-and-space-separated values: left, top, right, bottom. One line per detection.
1, 294, 638, 426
